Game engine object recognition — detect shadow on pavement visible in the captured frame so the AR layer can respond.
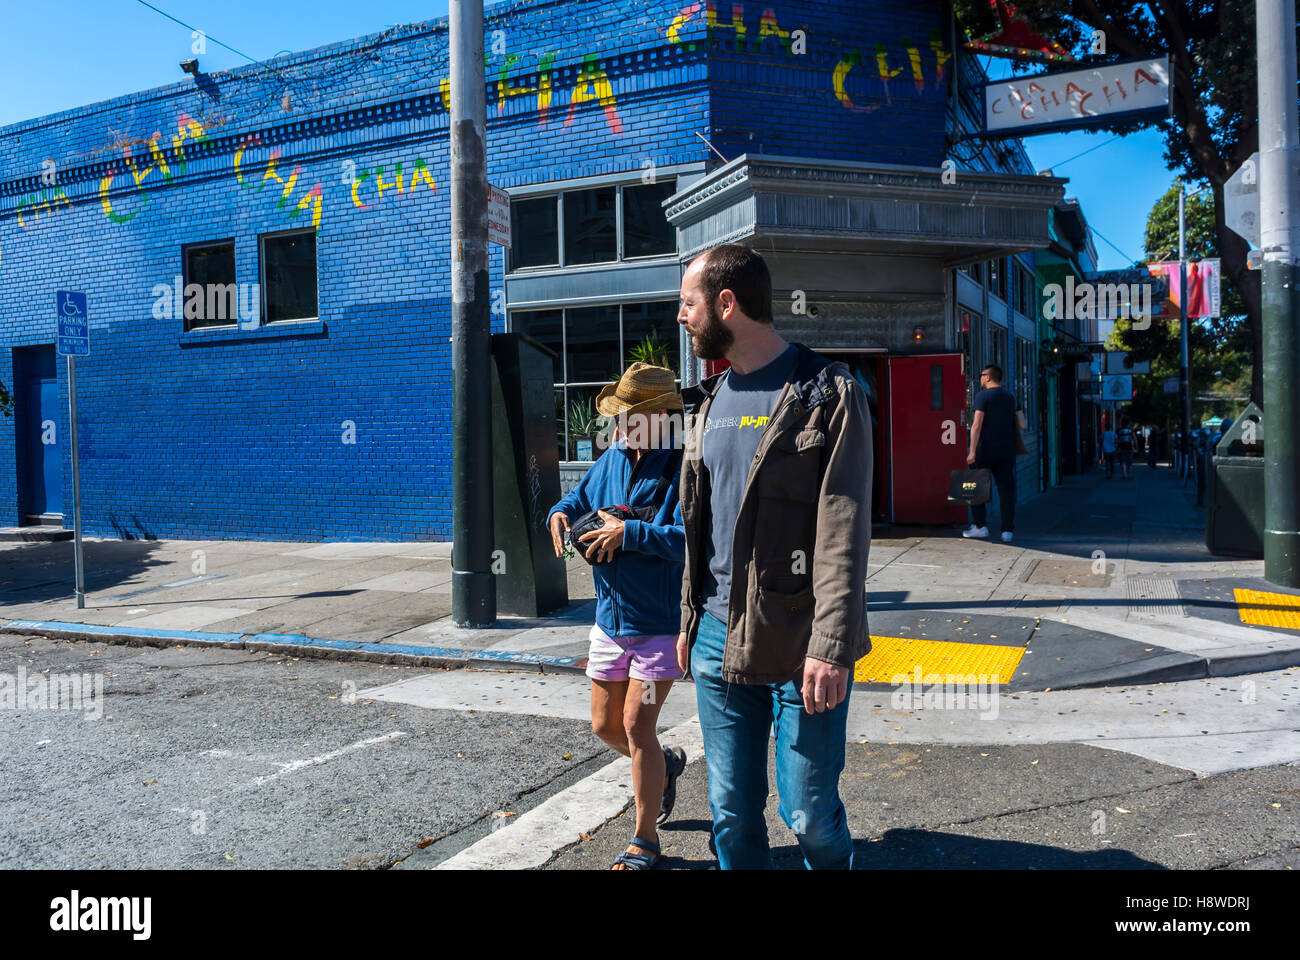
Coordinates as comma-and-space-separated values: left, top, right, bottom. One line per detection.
0, 539, 169, 604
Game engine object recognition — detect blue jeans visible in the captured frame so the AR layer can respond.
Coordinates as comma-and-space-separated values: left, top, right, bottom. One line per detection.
691, 610, 853, 870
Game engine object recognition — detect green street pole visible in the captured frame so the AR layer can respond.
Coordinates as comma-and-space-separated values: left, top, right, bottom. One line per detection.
1259, 0, 1300, 586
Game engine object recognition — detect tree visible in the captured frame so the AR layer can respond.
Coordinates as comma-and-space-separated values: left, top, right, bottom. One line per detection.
1108, 182, 1250, 425
953, 0, 1298, 403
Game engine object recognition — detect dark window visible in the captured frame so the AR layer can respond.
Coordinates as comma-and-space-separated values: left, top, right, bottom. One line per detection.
514, 309, 564, 381
1021, 267, 1036, 316
930, 365, 944, 410
510, 196, 559, 269
622, 181, 676, 258
183, 240, 237, 330
563, 187, 616, 265
990, 258, 1007, 300
621, 300, 680, 375
261, 232, 317, 323
563, 304, 620, 382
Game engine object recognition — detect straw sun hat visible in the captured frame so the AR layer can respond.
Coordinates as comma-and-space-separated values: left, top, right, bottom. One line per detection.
594, 362, 683, 417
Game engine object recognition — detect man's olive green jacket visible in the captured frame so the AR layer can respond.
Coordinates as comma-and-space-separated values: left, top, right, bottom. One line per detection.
679, 342, 873, 684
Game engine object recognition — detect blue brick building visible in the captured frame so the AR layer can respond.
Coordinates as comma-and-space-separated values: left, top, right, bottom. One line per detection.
0, 0, 1063, 540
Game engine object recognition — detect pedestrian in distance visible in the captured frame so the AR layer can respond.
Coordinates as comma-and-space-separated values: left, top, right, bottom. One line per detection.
1116, 416, 1135, 480
546, 362, 688, 870
962, 364, 1024, 543
675, 243, 873, 870
1100, 421, 1118, 478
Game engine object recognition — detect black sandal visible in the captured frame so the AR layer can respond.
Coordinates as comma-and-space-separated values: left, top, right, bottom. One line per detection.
658, 746, 687, 825
611, 836, 661, 870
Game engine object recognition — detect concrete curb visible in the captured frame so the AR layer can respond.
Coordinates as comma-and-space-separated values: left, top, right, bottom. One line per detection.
5, 615, 1295, 691
0, 619, 591, 676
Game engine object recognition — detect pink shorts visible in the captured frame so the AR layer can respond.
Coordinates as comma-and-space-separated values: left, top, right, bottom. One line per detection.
585, 623, 683, 682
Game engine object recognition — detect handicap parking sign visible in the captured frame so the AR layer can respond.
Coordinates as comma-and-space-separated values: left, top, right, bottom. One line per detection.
56, 291, 89, 356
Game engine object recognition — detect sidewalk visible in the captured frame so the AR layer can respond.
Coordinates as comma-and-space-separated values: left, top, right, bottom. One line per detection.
2, 462, 1298, 687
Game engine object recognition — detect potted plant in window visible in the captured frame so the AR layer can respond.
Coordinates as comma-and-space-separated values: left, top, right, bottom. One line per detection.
566, 395, 601, 462
627, 330, 675, 376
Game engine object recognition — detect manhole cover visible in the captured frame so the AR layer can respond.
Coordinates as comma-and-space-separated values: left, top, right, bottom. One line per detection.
1021, 559, 1113, 588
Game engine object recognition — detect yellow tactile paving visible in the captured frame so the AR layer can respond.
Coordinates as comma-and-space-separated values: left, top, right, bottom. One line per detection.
1234, 588, 1300, 629
854, 634, 1025, 684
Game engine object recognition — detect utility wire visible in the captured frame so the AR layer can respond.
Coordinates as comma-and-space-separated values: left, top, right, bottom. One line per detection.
133, 0, 258, 63
1088, 224, 1139, 266
1048, 134, 1123, 170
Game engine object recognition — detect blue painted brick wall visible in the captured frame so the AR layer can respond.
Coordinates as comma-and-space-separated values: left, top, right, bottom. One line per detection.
0, 0, 954, 542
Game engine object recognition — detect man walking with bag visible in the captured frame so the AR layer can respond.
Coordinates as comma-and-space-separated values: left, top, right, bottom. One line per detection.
962, 364, 1021, 543
675, 243, 873, 870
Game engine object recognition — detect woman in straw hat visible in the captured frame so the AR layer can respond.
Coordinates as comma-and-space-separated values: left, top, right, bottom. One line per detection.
547, 362, 688, 870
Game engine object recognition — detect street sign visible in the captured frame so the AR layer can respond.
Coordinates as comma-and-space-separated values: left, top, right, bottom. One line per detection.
1225, 153, 1260, 248
1102, 374, 1132, 402
55, 290, 89, 609
1163, 377, 1179, 394
56, 290, 89, 356
1105, 351, 1151, 375
981, 56, 1172, 138
487, 184, 511, 248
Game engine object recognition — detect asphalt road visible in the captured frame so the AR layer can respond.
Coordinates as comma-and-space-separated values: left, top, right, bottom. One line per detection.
0, 633, 612, 869
4, 630, 1298, 872
548, 741, 1300, 870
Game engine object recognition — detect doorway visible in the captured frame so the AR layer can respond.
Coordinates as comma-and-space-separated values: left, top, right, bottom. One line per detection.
14, 345, 62, 524
820, 352, 888, 523
886, 353, 968, 525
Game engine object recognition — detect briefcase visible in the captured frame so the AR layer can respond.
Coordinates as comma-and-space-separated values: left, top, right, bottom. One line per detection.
948, 468, 992, 504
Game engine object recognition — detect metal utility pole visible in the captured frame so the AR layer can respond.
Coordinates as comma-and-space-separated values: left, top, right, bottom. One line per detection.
1178, 184, 1191, 475
1259, 0, 1300, 586
67, 355, 85, 609
449, 0, 495, 625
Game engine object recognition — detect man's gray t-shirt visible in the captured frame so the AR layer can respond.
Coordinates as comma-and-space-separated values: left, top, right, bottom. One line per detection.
701, 344, 798, 623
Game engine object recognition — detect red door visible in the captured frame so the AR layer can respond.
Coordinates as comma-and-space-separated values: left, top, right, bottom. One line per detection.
888, 354, 968, 524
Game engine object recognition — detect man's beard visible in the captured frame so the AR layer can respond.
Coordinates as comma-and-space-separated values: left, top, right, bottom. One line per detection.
690, 301, 734, 360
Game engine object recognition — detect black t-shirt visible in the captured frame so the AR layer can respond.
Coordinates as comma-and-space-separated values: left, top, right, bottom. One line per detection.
974, 386, 1017, 461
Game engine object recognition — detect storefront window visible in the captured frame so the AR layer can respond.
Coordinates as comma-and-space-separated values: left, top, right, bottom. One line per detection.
512, 300, 682, 461
1015, 336, 1035, 428
989, 325, 1007, 385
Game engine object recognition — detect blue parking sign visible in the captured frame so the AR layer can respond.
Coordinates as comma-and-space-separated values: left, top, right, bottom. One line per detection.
56, 291, 89, 356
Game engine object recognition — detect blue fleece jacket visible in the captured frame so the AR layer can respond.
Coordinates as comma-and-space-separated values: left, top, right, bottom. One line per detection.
546, 444, 684, 638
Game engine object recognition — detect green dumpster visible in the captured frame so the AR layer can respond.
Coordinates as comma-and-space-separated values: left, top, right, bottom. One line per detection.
1205, 402, 1264, 558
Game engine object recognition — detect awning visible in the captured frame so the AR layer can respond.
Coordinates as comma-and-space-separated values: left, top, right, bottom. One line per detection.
666, 154, 1067, 265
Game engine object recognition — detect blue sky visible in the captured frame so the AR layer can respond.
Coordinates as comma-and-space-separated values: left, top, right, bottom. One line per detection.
1, 0, 1180, 270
